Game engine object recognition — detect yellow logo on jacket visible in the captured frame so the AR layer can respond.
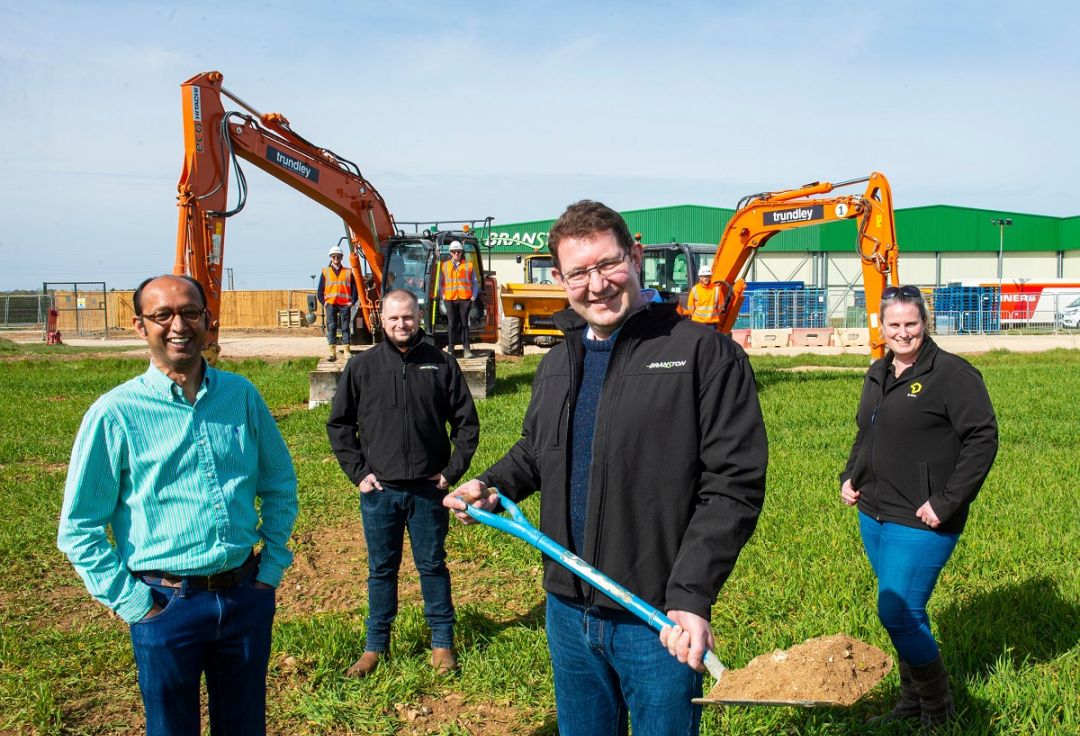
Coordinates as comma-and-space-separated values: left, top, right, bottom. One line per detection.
907, 382, 922, 398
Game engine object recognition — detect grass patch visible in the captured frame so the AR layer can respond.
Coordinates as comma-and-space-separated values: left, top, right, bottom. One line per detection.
1, 348, 1077, 733
0, 336, 139, 357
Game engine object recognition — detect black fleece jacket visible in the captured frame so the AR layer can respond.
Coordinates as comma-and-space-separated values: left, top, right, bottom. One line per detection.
480, 302, 767, 620
841, 336, 998, 534
327, 332, 479, 486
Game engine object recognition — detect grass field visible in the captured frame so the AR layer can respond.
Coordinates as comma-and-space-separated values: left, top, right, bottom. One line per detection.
1, 343, 1077, 734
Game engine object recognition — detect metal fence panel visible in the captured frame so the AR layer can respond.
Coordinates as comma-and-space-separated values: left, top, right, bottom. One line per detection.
44, 282, 110, 337
728, 288, 1080, 334
0, 294, 52, 330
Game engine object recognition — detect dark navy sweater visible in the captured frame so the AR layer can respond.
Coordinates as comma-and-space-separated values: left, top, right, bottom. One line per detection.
568, 331, 616, 555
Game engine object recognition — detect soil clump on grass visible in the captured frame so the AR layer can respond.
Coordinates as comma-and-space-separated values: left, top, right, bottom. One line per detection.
700, 634, 892, 706
277, 523, 527, 618
396, 692, 544, 735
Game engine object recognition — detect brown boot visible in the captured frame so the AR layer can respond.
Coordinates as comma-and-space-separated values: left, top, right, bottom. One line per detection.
431, 647, 458, 674
345, 651, 382, 678
327, 345, 337, 362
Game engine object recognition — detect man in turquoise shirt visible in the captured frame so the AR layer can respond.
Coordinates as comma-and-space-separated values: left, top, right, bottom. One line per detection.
57, 274, 298, 736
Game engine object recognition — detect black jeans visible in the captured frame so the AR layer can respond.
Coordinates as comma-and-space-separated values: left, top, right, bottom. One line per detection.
445, 299, 471, 350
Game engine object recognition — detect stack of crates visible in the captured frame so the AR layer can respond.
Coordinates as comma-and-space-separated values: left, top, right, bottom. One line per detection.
733, 281, 803, 329
931, 284, 999, 334
745, 287, 828, 329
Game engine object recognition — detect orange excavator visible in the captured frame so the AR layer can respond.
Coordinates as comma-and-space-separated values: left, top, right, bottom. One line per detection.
173, 71, 497, 358
704, 172, 900, 359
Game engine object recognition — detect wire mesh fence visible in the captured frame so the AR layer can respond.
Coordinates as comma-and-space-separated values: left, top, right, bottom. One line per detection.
735, 287, 1080, 335
0, 294, 53, 330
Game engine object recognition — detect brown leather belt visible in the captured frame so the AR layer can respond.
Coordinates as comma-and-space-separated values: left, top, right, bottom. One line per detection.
135, 552, 259, 591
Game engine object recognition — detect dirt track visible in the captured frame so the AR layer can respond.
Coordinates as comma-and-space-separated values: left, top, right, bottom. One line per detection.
34, 331, 1080, 359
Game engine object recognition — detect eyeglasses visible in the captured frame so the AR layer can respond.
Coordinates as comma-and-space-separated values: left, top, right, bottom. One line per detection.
881, 285, 922, 300
558, 252, 630, 287
140, 307, 206, 325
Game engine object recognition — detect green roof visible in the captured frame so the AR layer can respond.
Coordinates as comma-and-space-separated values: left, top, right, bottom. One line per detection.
484, 204, 1078, 255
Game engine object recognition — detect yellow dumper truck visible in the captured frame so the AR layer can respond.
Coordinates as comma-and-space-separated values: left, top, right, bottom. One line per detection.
498, 255, 569, 356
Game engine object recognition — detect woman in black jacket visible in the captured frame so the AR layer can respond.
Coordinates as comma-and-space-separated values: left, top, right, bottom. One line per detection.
840, 286, 997, 727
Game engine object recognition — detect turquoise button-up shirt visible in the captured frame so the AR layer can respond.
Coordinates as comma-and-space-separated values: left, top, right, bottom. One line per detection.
57, 362, 298, 623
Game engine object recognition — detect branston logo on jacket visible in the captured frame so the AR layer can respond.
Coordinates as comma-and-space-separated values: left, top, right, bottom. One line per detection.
646, 360, 687, 369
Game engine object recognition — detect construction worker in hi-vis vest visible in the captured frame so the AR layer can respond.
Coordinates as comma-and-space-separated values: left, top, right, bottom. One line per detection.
687, 271, 721, 327
440, 241, 478, 358
318, 245, 359, 361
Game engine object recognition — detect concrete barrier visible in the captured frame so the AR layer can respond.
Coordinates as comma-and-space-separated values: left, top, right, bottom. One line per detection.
457, 350, 496, 399
750, 328, 792, 349
834, 327, 871, 348
729, 329, 751, 348
309, 359, 346, 409
792, 328, 832, 347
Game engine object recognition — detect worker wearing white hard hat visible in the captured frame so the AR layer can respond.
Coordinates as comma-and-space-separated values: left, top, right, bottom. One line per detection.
440, 241, 478, 358
318, 244, 359, 361
687, 270, 721, 327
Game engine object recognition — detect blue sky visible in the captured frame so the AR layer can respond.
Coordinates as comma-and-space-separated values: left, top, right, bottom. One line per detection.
2, 0, 1077, 290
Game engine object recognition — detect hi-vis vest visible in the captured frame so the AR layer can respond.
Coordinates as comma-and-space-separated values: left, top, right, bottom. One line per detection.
688, 282, 721, 325
322, 266, 353, 306
441, 259, 476, 301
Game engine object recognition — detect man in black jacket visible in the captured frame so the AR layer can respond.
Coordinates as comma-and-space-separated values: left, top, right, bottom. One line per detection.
445, 201, 767, 736
328, 289, 479, 678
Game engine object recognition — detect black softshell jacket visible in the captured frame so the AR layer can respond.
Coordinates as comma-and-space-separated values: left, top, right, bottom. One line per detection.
480, 302, 767, 620
841, 337, 997, 534
327, 333, 479, 486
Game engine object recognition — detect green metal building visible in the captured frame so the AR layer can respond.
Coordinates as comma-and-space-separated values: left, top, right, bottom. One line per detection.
483, 204, 1080, 291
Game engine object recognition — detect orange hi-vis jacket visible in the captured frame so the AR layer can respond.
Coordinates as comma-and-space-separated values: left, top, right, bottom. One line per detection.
441, 259, 476, 301
688, 282, 722, 325
322, 266, 354, 306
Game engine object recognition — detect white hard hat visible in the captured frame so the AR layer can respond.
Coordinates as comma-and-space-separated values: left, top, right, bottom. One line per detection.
328, 245, 344, 257
448, 240, 464, 252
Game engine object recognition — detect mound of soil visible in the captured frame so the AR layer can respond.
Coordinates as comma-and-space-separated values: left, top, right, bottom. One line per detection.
698, 634, 892, 707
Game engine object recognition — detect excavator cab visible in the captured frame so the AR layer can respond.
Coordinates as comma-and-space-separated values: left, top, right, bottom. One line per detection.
382, 236, 436, 311
640, 243, 717, 309
381, 230, 497, 346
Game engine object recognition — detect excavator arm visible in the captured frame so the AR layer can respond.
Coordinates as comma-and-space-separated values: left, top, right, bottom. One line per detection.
708, 172, 900, 359
175, 71, 395, 355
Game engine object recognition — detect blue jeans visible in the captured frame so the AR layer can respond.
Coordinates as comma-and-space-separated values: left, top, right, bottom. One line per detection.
545, 593, 702, 736
859, 512, 960, 666
325, 303, 351, 345
360, 481, 454, 652
128, 568, 275, 736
